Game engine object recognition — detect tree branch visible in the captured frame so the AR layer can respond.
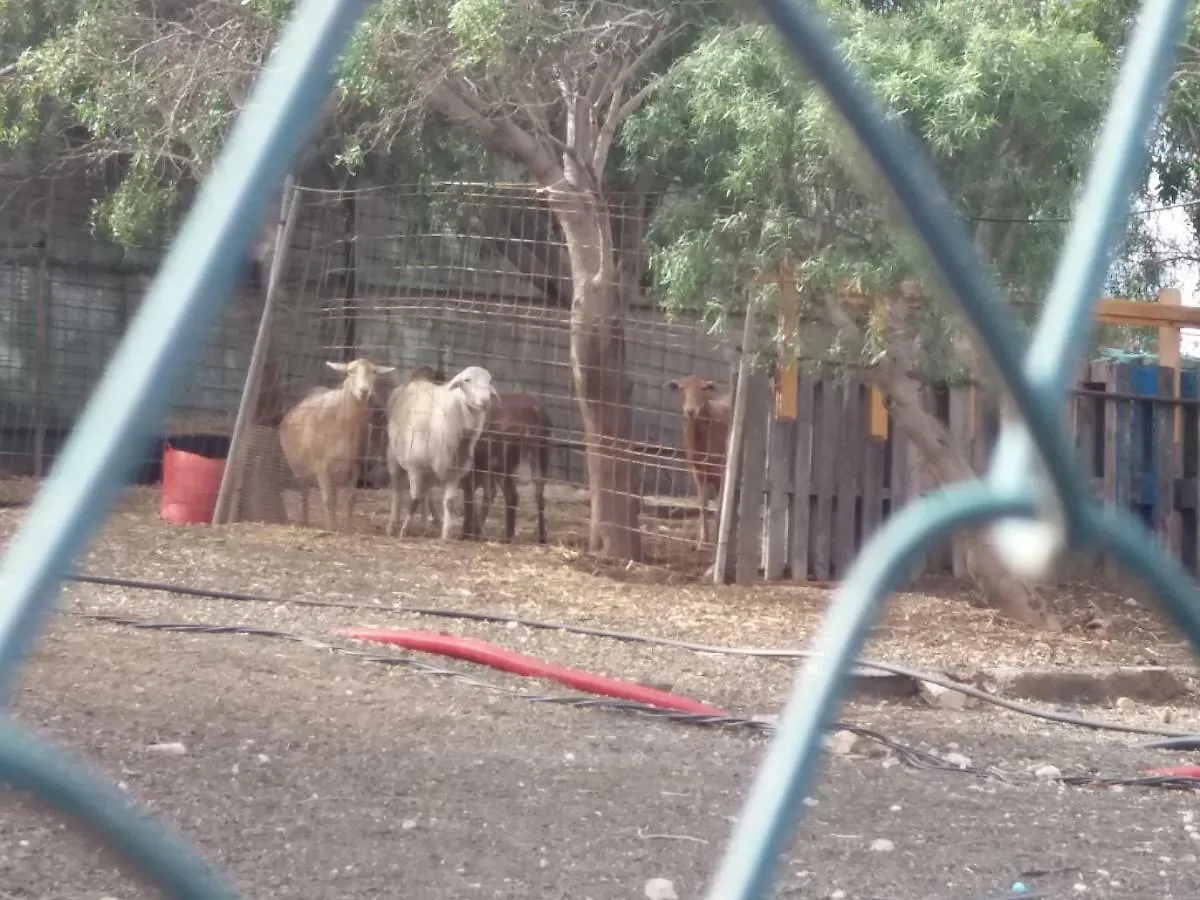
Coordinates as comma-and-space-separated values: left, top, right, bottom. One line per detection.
588, 20, 680, 176
427, 82, 565, 188
592, 73, 661, 176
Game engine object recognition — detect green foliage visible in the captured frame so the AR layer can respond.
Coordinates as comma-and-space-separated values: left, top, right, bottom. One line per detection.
90, 160, 174, 248
0, 0, 702, 247
628, 0, 1121, 378
0, 0, 282, 245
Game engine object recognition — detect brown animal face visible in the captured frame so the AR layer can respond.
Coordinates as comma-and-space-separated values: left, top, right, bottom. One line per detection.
667, 375, 718, 420
326, 358, 396, 404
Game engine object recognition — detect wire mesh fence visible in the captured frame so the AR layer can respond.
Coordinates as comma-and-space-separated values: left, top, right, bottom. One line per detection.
0, 173, 741, 574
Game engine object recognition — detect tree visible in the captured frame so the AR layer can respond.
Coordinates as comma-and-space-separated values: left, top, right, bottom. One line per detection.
1, 0, 717, 561
334, 0, 717, 560
626, 0, 1125, 627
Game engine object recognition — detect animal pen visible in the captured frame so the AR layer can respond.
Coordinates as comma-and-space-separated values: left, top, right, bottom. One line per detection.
0, 176, 734, 567
4, 168, 1200, 586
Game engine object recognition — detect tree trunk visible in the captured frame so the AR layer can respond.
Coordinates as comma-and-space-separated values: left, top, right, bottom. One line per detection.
873, 363, 1060, 630
828, 294, 1061, 630
556, 193, 643, 561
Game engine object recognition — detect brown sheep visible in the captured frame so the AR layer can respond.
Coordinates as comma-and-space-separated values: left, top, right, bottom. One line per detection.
462, 392, 551, 544
667, 374, 732, 548
279, 358, 395, 531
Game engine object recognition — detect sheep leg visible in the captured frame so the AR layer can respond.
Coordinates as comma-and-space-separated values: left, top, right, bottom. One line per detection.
501, 474, 519, 543
693, 470, 710, 549
399, 471, 426, 539
477, 471, 496, 535
298, 487, 310, 528
425, 491, 442, 530
316, 470, 337, 532
386, 456, 404, 537
345, 462, 360, 534
345, 485, 357, 534
441, 480, 462, 541
534, 472, 547, 545
461, 469, 480, 540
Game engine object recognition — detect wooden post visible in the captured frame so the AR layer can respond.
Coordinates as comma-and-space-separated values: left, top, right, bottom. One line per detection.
1155, 365, 1180, 557
212, 175, 300, 525
1158, 288, 1183, 443
775, 275, 799, 422
735, 374, 771, 582
713, 297, 759, 583
1103, 363, 1133, 577
764, 409, 793, 580
789, 377, 815, 580
948, 386, 972, 577
868, 386, 888, 441
832, 374, 862, 577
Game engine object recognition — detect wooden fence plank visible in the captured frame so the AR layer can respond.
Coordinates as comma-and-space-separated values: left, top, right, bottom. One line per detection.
972, 392, 992, 473
1077, 375, 1099, 483
790, 376, 816, 580
948, 386, 971, 577
861, 386, 884, 551
1103, 363, 1132, 578
811, 374, 839, 580
1194, 385, 1200, 572
735, 373, 772, 583
905, 426, 928, 577
888, 426, 908, 518
924, 387, 952, 572
832, 374, 862, 577
1156, 365, 1180, 557
763, 407, 793, 580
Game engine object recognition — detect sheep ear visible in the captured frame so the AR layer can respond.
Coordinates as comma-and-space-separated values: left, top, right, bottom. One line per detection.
326, 361, 349, 373
702, 380, 716, 391
377, 365, 396, 375
666, 380, 680, 391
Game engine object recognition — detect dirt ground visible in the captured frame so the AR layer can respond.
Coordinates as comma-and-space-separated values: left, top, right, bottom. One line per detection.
1, 481, 1200, 898
1, 480, 1191, 676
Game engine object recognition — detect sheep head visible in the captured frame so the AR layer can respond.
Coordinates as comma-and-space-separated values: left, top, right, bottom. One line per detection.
667, 374, 718, 420
327, 358, 396, 404
446, 365, 498, 411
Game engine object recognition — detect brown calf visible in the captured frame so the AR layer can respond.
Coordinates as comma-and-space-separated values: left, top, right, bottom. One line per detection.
667, 374, 732, 548
462, 391, 551, 544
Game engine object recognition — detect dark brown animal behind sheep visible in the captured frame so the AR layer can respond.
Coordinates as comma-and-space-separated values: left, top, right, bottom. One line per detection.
462, 391, 551, 544
667, 374, 732, 548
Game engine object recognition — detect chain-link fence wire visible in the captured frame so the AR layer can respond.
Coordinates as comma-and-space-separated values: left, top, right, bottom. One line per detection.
0, 0, 1198, 898
706, 0, 1200, 898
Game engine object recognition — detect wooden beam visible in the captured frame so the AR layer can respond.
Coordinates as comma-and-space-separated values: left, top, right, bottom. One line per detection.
868, 386, 888, 441
762, 271, 1198, 329
1094, 295, 1200, 328
776, 275, 799, 421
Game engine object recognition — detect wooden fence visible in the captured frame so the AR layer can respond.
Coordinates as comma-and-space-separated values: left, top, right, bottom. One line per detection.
719, 360, 1200, 584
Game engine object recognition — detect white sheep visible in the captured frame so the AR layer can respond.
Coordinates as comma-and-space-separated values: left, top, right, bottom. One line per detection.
279, 358, 395, 532
385, 364, 498, 539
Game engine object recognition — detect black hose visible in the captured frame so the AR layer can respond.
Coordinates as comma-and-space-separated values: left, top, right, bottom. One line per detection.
66, 571, 1196, 740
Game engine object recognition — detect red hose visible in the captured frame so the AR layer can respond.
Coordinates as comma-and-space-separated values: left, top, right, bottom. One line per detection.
1146, 764, 1200, 779
336, 627, 728, 717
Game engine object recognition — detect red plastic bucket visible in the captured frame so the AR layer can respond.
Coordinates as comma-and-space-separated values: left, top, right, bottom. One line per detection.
160, 444, 226, 525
